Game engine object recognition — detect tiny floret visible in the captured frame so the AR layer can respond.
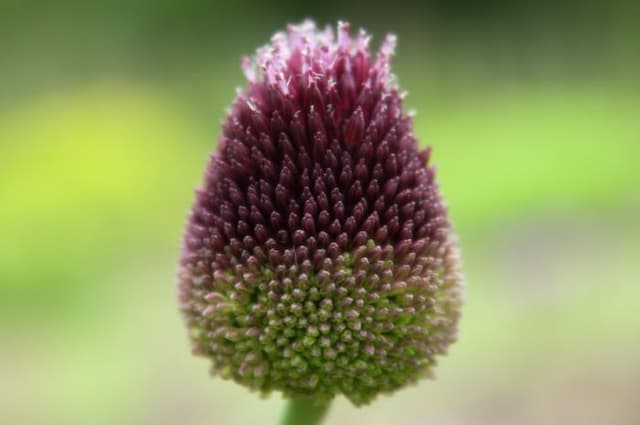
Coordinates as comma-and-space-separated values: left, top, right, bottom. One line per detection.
178, 21, 463, 405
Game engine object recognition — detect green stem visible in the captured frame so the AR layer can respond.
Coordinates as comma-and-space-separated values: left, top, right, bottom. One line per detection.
279, 398, 331, 425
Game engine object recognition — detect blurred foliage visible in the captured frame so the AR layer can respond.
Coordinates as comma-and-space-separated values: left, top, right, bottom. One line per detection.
0, 0, 639, 424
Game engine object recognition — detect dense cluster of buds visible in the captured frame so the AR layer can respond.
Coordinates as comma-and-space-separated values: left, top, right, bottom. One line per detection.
178, 21, 463, 405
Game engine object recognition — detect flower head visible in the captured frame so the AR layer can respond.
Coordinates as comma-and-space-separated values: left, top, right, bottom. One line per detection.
178, 21, 463, 405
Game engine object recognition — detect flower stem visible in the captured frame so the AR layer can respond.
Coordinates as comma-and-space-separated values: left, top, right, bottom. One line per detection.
279, 398, 331, 425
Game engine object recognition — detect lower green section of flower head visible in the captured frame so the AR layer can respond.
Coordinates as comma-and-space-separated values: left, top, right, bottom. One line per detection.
182, 239, 461, 405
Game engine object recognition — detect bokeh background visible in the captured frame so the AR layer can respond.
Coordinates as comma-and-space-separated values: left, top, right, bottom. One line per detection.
1, 0, 639, 424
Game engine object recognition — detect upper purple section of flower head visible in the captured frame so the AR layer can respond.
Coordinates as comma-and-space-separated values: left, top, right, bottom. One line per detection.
213, 21, 425, 193
227, 21, 400, 151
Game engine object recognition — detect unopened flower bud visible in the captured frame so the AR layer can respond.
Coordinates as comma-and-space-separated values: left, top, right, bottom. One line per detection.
178, 20, 463, 406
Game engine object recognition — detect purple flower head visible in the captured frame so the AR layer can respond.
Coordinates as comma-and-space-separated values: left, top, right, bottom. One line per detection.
178, 21, 463, 405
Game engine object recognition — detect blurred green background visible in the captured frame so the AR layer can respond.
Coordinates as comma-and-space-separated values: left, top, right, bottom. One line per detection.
1, 0, 639, 424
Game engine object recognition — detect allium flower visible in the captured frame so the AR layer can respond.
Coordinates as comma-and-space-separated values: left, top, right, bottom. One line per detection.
178, 21, 463, 406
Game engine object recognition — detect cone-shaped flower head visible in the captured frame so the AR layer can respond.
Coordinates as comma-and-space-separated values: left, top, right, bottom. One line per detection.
178, 21, 463, 405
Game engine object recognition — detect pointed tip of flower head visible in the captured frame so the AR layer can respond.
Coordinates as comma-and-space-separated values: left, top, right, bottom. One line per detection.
243, 20, 398, 103
179, 21, 463, 406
